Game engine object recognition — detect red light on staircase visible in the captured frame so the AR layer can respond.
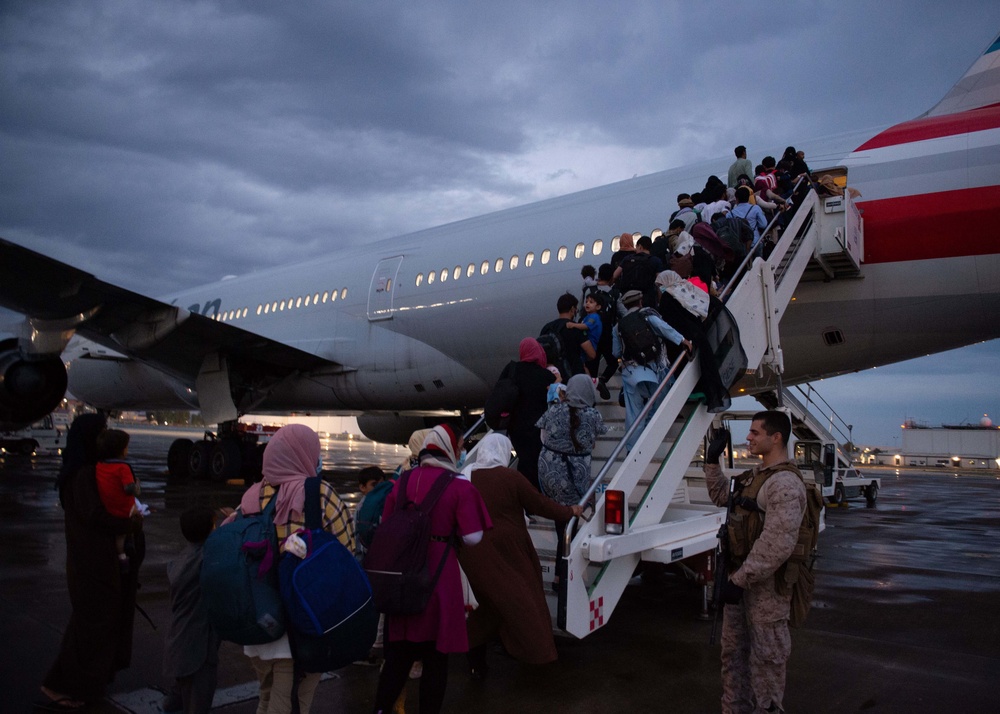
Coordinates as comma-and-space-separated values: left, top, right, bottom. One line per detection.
605, 489, 626, 534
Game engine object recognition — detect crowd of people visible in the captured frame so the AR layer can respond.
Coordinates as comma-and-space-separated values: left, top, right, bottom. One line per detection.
38, 143, 818, 714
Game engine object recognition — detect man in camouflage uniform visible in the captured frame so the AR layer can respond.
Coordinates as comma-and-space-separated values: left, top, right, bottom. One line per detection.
704, 411, 807, 713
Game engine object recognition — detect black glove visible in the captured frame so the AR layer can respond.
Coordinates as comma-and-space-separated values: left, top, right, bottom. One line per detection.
706, 428, 730, 463
721, 579, 744, 605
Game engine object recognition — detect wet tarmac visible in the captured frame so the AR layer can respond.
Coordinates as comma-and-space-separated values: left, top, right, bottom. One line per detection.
2, 427, 999, 713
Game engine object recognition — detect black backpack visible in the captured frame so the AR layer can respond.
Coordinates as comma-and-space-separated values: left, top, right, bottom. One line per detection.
538, 319, 575, 379
363, 468, 455, 615
484, 361, 520, 430
617, 308, 662, 364
716, 211, 755, 255
618, 253, 657, 294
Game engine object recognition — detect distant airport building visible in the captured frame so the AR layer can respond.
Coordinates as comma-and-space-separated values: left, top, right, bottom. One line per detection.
862, 416, 1000, 469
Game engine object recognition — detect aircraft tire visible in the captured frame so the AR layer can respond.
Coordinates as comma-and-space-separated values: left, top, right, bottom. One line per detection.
210, 439, 242, 482
188, 440, 211, 480
167, 438, 193, 480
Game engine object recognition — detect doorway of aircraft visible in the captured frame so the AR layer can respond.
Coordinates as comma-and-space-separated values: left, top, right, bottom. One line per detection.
367, 256, 404, 321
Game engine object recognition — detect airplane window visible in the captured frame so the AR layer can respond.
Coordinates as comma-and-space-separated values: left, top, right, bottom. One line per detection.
467, 263, 475, 277
331, 290, 337, 302
592, 239, 603, 255
341, 288, 348, 300
295, 297, 302, 308
272, 301, 278, 311
257, 305, 263, 315
650, 228, 663, 240
557, 246, 567, 262
416, 273, 423, 287
541, 249, 550, 265
242, 308, 248, 318
304, 295, 311, 306
279, 301, 286, 311
509, 255, 519, 270
525, 252, 534, 267
229, 310, 235, 320
322, 292, 328, 303
494, 258, 503, 273
386, 278, 393, 291
439, 269, 447, 283
453, 266, 461, 280
480, 260, 489, 275
428, 271, 436, 285
264, 304, 270, 314
313, 292, 320, 303
611, 235, 620, 252
574, 243, 585, 259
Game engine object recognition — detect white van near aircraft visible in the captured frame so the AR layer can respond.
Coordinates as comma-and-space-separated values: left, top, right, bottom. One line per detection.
0, 413, 64, 456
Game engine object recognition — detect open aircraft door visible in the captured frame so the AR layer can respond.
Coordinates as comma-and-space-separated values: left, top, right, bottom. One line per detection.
367, 256, 403, 321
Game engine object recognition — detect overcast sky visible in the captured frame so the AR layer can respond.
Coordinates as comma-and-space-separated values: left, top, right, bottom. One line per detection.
2, 1, 999, 446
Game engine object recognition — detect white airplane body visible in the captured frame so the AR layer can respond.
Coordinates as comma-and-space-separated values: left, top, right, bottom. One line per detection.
2, 33, 999, 443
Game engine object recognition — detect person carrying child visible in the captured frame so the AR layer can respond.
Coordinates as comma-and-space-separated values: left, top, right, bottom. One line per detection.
163, 506, 222, 714
94, 429, 141, 574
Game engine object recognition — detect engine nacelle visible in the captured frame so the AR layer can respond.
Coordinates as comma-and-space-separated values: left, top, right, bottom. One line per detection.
67, 355, 199, 411
0, 338, 68, 431
356, 413, 442, 446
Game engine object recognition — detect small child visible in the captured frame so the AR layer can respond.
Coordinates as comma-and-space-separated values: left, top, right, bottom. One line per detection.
163, 506, 220, 714
354, 465, 391, 559
94, 429, 139, 573
565, 294, 603, 355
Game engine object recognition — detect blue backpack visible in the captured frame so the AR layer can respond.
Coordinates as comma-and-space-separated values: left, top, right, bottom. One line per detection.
201, 487, 285, 645
280, 476, 379, 672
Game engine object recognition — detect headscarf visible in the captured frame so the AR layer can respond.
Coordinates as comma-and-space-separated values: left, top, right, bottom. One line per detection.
669, 230, 695, 257
401, 427, 433, 471
656, 270, 709, 319
618, 233, 634, 250
519, 337, 547, 367
239, 424, 320, 525
57, 413, 107, 501
565, 374, 596, 409
462, 432, 513, 478
419, 424, 462, 472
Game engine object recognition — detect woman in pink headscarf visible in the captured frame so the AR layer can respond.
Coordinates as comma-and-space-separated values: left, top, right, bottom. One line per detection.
372, 424, 491, 714
235, 424, 353, 714
497, 337, 556, 490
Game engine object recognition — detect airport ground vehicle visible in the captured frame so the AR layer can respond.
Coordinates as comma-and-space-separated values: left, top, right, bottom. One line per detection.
0, 413, 64, 455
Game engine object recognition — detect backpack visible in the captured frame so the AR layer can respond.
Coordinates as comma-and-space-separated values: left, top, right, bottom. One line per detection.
280, 477, 378, 672
711, 214, 750, 260
201, 487, 285, 645
363, 468, 455, 615
484, 361, 520, 430
538, 319, 575, 379
355, 479, 395, 553
777, 478, 824, 628
618, 252, 658, 294
690, 221, 734, 264
617, 308, 662, 364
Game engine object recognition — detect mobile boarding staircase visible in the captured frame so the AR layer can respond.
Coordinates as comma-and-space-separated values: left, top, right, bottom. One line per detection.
529, 176, 865, 638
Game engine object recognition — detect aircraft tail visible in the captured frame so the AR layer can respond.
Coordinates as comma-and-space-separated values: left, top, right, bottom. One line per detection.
925, 31, 1000, 117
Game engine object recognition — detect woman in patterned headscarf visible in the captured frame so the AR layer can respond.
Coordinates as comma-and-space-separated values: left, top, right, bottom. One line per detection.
373, 424, 492, 714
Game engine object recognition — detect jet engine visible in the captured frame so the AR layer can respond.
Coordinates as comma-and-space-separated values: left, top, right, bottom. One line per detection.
67, 355, 199, 411
356, 413, 444, 446
0, 338, 68, 430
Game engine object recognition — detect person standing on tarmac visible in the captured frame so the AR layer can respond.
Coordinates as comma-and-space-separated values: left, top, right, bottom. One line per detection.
703, 412, 807, 714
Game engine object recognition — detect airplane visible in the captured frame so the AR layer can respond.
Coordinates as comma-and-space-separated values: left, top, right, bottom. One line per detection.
1, 31, 999, 477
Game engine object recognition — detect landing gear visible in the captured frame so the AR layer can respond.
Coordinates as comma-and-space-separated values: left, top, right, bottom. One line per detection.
188, 441, 212, 480
210, 440, 242, 482
166, 420, 264, 483
865, 482, 879, 507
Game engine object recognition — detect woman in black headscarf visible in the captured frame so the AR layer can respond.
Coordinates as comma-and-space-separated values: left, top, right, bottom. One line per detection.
41, 413, 145, 709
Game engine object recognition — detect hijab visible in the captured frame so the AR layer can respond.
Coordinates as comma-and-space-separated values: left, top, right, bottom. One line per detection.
462, 432, 513, 477
618, 233, 635, 251
418, 424, 462, 472
57, 413, 107, 502
239, 424, 320, 525
402, 427, 433, 471
565, 374, 597, 409
656, 270, 709, 319
669, 230, 695, 257
519, 337, 547, 367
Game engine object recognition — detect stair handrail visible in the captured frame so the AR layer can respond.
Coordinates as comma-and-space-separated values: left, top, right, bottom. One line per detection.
718, 174, 811, 302
791, 383, 854, 449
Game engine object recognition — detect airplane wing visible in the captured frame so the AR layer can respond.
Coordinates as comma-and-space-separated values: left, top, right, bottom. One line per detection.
0, 237, 339, 405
